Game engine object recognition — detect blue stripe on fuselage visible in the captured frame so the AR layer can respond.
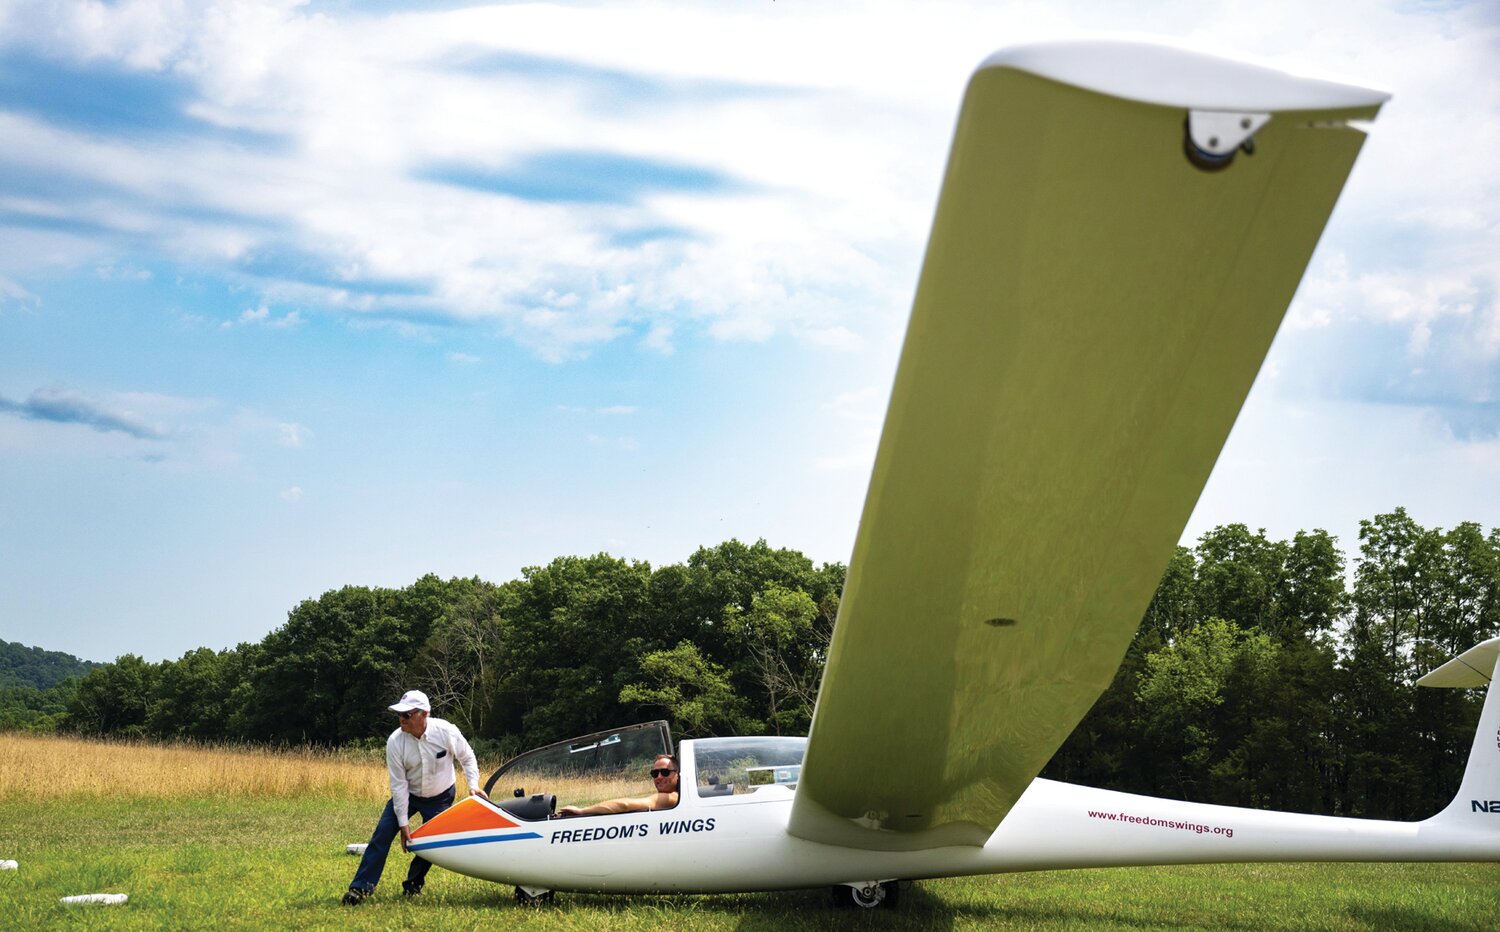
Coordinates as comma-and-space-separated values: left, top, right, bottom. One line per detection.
408, 831, 542, 851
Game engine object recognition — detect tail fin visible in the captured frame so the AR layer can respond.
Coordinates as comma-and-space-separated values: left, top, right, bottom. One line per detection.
1418, 636, 1500, 822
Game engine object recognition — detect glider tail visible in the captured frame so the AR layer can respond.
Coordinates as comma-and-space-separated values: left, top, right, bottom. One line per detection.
1417, 636, 1500, 826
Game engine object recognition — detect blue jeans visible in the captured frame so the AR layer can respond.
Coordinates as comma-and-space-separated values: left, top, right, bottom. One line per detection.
349, 784, 456, 893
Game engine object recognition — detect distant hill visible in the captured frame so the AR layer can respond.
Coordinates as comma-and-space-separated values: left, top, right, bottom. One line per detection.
0, 639, 99, 689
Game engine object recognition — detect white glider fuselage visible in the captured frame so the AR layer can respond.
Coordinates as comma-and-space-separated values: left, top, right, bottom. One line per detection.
414, 737, 1500, 895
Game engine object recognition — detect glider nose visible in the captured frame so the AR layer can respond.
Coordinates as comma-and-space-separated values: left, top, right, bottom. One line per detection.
405, 796, 547, 881
409, 795, 520, 842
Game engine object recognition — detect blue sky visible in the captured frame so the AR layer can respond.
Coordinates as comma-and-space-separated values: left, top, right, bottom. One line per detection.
1, 0, 1496, 663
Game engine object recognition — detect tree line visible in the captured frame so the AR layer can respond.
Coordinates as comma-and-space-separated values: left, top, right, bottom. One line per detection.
6, 509, 1497, 821
1043, 509, 1498, 820
0, 639, 96, 732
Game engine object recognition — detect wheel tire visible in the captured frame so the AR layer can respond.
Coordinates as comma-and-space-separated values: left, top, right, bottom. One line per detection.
832, 881, 897, 909
514, 887, 554, 906
850, 885, 883, 909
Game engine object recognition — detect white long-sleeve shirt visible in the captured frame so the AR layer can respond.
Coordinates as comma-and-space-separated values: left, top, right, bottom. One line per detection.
385, 717, 481, 828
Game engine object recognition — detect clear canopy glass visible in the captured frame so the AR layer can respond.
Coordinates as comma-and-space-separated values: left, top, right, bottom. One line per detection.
692, 736, 807, 798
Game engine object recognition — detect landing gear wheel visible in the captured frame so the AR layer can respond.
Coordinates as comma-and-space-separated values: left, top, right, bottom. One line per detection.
832, 880, 899, 908
514, 886, 554, 905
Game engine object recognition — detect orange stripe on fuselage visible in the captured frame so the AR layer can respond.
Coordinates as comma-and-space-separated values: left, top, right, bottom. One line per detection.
410, 797, 517, 838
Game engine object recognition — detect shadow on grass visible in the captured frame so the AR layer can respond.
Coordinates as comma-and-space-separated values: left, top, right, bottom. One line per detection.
374, 883, 959, 929
1343, 905, 1489, 932
285, 868, 1498, 931
341, 880, 1262, 930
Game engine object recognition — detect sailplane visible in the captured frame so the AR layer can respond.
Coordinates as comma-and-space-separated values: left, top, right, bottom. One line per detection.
404, 40, 1500, 906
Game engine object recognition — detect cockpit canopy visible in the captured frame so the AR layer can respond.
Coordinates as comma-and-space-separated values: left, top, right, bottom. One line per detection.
691, 735, 806, 799
482, 724, 810, 817
484, 721, 673, 797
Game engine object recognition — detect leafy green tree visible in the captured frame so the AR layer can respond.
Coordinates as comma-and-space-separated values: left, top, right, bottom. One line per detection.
491, 542, 843, 745
1276, 530, 1348, 641
1134, 617, 1278, 803
1334, 619, 1417, 817
723, 583, 829, 734
1140, 547, 1196, 643
495, 554, 655, 743
1427, 522, 1500, 657
146, 647, 250, 739
1240, 637, 1340, 813
619, 640, 757, 737
1194, 525, 1287, 634
237, 578, 447, 745
0, 639, 99, 689
1042, 623, 1159, 795
411, 577, 510, 738
1353, 508, 1445, 676
660, 539, 844, 665
0, 678, 78, 732
68, 654, 159, 736
1339, 509, 1499, 819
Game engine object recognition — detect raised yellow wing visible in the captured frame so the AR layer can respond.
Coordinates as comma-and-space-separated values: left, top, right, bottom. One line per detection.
790, 42, 1386, 851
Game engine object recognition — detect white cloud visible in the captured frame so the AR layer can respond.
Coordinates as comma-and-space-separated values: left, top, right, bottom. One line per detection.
0, 1, 943, 357
0, 381, 316, 466
0, 0, 1494, 376
0, 274, 39, 310
279, 485, 303, 502
825, 387, 885, 424
640, 323, 674, 355
1297, 254, 1492, 348
585, 433, 640, 451
813, 386, 887, 472
803, 325, 862, 351
93, 261, 153, 281
220, 304, 303, 329
446, 351, 480, 364
276, 422, 310, 448
0, 386, 168, 439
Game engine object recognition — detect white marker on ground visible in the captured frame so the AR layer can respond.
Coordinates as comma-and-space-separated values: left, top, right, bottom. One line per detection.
346, 843, 368, 855
60, 893, 128, 905
0, 860, 17, 870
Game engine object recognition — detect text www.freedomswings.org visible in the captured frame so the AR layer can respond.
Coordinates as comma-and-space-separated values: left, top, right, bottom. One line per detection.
1086, 809, 1234, 839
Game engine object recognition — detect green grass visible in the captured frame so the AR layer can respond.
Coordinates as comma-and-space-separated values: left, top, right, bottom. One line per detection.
0, 797, 1495, 929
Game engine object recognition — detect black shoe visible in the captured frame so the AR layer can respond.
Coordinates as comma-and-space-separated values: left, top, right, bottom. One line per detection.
342, 888, 368, 906
402, 880, 423, 897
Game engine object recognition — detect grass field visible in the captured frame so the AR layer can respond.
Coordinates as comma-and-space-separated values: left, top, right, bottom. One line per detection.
1, 734, 1496, 929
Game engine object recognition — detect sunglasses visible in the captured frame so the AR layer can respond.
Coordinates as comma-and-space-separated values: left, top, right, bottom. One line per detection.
398, 709, 422, 719
650, 768, 677, 778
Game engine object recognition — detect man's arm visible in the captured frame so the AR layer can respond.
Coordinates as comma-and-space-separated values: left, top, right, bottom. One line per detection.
450, 724, 486, 800
558, 794, 656, 817
387, 732, 415, 851
653, 790, 680, 811
387, 732, 411, 826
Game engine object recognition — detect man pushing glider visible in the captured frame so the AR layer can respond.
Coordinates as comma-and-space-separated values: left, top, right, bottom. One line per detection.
342, 689, 486, 905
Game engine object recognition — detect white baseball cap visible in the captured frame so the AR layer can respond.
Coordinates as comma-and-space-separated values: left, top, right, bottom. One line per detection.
389, 689, 431, 713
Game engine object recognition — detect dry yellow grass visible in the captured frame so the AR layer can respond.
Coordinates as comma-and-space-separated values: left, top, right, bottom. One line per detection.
0, 732, 662, 808
0, 733, 390, 800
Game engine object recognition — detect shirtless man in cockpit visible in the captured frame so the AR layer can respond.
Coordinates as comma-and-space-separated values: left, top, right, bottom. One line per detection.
559, 755, 680, 816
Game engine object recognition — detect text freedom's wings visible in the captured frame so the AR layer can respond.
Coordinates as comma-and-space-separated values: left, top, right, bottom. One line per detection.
790, 42, 1387, 851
